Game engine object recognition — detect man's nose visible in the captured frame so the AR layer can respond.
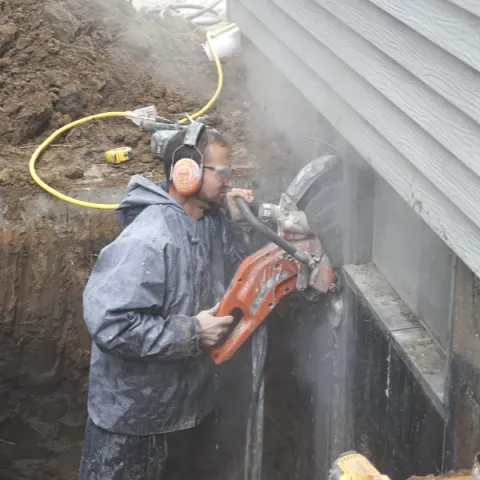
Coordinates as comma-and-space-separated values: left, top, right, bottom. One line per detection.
224, 178, 233, 188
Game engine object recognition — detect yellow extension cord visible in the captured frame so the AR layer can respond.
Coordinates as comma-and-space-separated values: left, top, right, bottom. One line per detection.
28, 23, 237, 210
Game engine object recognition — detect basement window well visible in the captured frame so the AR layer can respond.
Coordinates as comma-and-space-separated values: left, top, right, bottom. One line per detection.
343, 174, 453, 416
344, 263, 447, 414
372, 176, 454, 350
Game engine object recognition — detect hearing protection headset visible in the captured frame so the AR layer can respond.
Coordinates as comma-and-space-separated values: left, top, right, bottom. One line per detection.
170, 121, 206, 196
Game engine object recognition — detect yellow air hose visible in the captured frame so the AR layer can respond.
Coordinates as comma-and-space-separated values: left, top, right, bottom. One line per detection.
28, 23, 237, 210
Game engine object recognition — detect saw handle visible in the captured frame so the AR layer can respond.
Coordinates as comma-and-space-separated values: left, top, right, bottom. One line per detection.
210, 302, 251, 364
210, 242, 300, 363
235, 197, 311, 264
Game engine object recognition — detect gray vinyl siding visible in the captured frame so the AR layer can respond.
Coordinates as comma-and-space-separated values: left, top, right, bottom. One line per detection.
229, 0, 480, 277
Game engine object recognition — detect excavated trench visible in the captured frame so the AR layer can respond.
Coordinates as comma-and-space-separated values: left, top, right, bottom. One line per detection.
0, 175, 324, 480
0, 0, 336, 477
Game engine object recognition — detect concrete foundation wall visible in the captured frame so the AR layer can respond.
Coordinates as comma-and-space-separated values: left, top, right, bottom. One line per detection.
446, 258, 480, 470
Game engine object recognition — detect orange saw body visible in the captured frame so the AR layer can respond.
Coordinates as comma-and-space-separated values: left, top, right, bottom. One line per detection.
210, 243, 298, 364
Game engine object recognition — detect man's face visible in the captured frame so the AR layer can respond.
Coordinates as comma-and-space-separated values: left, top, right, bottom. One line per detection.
197, 143, 233, 206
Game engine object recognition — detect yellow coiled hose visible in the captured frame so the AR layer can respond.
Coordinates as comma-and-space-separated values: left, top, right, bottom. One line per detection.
28, 23, 237, 210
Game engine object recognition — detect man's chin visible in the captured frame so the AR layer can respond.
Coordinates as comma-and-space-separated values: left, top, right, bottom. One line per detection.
213, 192, 227, 203
198, 191, 226, 207
205, 196, 226, 210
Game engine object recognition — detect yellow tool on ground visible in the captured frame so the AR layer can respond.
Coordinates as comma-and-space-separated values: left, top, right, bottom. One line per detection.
330, 451, 474, 480
104, 147, 133, 165
329, 452, 391, 480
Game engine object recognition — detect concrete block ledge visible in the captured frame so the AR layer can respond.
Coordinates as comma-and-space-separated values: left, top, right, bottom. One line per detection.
343, 262, 447, 418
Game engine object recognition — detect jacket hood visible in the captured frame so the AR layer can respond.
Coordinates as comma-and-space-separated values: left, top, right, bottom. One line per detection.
116, 175, 185, 227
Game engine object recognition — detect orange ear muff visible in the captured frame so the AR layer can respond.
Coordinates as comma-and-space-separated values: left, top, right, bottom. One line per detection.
171, 158, 202, 196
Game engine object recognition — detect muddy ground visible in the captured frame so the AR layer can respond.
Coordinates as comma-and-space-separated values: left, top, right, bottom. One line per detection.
0, 0, 304, 478
0, 0, 294, 214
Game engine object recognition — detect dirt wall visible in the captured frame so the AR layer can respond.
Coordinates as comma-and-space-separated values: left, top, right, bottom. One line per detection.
0, 0, 275, 217
0, 205, 119, 479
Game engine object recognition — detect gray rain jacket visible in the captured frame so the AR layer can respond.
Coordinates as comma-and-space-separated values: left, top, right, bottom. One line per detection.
82, 176, 251, 435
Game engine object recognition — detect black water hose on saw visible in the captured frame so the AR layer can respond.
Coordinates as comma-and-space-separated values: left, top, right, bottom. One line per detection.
235, 197, 312, 264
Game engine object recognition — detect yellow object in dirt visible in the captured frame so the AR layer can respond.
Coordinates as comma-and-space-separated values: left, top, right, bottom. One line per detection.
332, 452, 473, 480
104, 147, 133, 165
409, 475, 471, 480
330, 452, 391, 480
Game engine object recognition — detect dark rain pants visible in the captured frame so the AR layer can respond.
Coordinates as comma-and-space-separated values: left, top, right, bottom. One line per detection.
78, 414, 217, 480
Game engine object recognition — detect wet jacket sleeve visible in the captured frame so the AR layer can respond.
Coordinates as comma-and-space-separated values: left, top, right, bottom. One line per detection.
82, 235, 203, 361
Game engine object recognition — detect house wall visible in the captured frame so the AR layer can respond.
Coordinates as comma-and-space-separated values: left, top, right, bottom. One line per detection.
228, 0, 480, 277
228, 0, 480, 476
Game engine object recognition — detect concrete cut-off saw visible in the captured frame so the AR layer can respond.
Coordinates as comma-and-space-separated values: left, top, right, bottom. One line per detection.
209, 154, 343, 363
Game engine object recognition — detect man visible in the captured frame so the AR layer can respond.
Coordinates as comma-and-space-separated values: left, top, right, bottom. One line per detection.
79, 122, 254, 479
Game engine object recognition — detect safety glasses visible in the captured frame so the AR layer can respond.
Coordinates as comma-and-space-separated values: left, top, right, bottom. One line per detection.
203, 165, 233, 182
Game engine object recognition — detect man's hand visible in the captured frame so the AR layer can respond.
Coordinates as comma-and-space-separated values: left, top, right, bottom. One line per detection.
226, 188, 255, 222
196, 303, 233, 347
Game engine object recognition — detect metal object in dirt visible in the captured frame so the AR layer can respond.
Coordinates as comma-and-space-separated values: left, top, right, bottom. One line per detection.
141, 120, 180, 133
148, 117, 213, 160
151, 130, 179, 159
127, 105, 158, 126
